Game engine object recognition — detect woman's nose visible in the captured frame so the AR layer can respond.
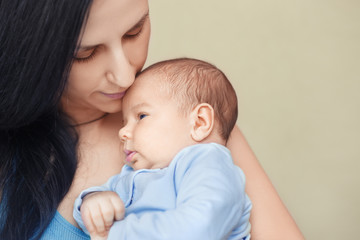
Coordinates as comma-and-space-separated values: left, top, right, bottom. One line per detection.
106, 47, 135, 88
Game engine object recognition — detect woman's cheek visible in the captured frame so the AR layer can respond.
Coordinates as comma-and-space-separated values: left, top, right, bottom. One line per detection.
132, 23, 151, 72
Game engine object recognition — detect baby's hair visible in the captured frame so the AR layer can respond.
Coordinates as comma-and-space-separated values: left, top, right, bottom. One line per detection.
140, 58, 238, 141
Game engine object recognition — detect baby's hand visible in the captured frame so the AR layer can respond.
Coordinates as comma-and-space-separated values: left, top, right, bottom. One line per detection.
80, 191, 125, 239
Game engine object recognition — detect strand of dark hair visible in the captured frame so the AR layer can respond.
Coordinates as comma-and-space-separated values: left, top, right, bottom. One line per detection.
0, 0, 92, 239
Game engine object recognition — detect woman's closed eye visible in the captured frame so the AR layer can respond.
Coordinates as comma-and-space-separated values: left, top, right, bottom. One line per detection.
73, 47, 98, 63
124, 13, 148, 40
124, 25, 143, 39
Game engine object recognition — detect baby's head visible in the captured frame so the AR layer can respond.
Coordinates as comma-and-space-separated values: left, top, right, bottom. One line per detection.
140, 58, 238, 142
120, 58, 238, 170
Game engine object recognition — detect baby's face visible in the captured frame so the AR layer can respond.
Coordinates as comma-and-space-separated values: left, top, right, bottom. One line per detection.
119, 72, 194, 170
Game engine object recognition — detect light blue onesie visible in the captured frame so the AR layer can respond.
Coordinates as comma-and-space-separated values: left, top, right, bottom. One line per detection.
74, 143, 252, 240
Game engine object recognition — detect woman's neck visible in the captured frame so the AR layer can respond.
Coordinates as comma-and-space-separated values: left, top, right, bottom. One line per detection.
71, 112, 109, 127
60, 99, 109, 127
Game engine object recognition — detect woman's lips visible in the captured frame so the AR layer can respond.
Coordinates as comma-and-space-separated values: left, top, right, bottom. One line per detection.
101, 91, 126, 99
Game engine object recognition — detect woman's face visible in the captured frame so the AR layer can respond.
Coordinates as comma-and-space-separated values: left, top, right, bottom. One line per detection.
62, 0, 150, 119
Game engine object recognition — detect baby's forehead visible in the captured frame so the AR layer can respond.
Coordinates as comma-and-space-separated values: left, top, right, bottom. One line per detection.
137, 69, 166, 82
134, 70, 169, 90
125, 71, 170, 100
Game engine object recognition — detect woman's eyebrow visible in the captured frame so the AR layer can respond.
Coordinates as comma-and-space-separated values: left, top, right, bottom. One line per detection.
77, 45, 97, 51
126, 11, 149, 33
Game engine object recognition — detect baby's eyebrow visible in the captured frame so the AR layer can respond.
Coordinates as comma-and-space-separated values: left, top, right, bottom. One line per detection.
130, 102, 150, 112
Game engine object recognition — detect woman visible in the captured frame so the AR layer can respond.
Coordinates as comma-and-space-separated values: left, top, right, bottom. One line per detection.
0, 0, 303, 239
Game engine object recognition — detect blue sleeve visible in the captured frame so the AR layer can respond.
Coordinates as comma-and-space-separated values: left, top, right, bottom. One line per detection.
107, 144, 250, 240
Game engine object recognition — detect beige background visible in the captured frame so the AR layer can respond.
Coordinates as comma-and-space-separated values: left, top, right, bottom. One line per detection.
146, 0, 360, 239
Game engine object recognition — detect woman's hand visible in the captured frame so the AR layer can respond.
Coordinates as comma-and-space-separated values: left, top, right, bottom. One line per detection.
80, 191, 125, 239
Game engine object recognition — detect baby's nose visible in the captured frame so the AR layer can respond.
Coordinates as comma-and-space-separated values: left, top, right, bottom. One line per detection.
119, 126, 131, 142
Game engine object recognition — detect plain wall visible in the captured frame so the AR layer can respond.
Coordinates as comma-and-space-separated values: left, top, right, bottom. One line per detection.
146, 1, 360, 239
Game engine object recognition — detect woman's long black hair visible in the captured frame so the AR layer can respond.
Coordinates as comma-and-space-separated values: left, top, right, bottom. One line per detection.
0, 0, 92, 239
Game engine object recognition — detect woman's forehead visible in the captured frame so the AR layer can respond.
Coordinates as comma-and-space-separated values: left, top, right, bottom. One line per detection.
80, 0, 149, 45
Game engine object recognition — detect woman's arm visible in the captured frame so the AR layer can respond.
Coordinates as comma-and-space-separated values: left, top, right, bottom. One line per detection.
227, 126, 304, 240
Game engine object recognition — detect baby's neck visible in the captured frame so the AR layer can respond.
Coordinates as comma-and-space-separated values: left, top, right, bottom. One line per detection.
198, 132, 226, 146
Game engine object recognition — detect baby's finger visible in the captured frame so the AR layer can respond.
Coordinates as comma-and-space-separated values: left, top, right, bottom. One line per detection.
99, 200, 116, 230
81, 206, 97, 235
89, 204, 107, 234
90, 232, 108, 240
111, 197, 125, 221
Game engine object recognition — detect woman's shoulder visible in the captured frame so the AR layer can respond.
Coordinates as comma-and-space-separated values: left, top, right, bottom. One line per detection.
40, 211, 90, 240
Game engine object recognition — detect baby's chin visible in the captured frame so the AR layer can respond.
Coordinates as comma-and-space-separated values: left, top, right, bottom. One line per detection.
149, 162, 169, 170
132, 161, 168, 171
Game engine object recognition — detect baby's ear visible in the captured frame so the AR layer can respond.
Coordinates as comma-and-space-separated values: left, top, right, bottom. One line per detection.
190, 103, 215, 142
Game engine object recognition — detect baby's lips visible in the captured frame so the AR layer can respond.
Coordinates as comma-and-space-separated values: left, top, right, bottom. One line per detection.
124, 149, 132, 156
124, 150, 136, 163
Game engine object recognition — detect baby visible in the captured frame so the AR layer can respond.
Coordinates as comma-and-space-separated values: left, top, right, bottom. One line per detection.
73, 58, 252, 240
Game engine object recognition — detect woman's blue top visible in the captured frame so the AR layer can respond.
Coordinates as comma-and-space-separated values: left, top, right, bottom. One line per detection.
40, 211, 89, 240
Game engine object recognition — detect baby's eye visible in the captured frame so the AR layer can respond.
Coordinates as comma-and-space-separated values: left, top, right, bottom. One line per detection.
139, 113, 147, 120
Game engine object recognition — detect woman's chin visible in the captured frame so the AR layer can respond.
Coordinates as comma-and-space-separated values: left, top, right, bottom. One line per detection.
99, 104, 122, 114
